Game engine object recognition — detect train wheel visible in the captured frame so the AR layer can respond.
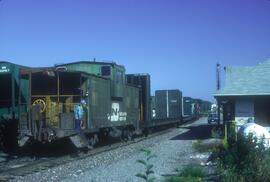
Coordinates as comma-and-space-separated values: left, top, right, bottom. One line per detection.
88, 134, 99, 149
99, 129, 110, 143
127, 130, 134, 141
127, 126, 135, 141
0, 119, 18, 153
121, 127, 134, 142
120, 129, 125, 142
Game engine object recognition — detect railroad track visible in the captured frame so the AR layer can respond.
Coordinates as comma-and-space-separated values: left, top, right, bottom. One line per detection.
0, 128, 173, 181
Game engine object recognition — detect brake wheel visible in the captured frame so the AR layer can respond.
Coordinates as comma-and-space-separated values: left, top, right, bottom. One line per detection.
32, 99, 46, 113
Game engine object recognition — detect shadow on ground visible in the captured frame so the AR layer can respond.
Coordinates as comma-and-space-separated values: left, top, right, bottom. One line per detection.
171, 124, 221, 140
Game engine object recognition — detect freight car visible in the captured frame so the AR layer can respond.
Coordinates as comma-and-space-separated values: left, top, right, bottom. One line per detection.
152, 89, 182, 126
18, 62, 139, 148
182, 97, 193, 121
126, 74, 151, 130
200, 100, 212, 116
193, 98, 202, 118
192, 98, 212, 117
182, 97, 202, 121
126, 75, 182, 130
0, 61, 28, 151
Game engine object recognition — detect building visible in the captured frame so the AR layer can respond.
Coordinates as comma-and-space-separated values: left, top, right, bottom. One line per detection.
214, 59, 270, 127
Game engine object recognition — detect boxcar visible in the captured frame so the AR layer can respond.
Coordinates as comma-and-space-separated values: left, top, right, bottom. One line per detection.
152, 89, 182, 126
182, 96, 193, 121
193, 98, 202, 118
126, 75, 183, 130
200, 100, 212, 116
126, 74, 151, 130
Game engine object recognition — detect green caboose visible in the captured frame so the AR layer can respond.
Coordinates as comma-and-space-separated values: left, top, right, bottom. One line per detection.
18, 61, 139, 148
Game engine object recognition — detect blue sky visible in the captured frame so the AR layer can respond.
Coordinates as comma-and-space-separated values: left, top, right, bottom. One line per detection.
0, 0, 270, 101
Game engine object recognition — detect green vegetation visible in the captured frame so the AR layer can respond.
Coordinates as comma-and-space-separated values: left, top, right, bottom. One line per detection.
192, 125, 224, 153
192, 140, 212, 153
215, 131, 270, 182
165, 165, 206, 182
135, 124, 270, 182
165, 176, 202, 182
192, 140, 204, 152
192, 123, 270, 181
136, 149, 157, 182
178, 164, 206, 179
211, 126, 224, 139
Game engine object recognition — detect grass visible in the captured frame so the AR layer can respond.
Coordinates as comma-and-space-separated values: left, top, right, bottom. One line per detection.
178, 164, 206, 178
192, 126, 225, 153
164, 165, 206, 182
165, 176, 203, 182
211, 126, 224, 139
192, 140, 204, 152
192, 139, 223, 153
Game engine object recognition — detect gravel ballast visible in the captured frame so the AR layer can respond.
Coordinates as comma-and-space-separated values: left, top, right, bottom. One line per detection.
12, 117, 210, 182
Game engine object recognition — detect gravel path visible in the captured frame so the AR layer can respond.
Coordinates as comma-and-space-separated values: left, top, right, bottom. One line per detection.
12, 117, 209, 182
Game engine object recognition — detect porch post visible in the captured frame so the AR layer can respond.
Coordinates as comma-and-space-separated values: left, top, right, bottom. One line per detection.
217, 99, 221, 125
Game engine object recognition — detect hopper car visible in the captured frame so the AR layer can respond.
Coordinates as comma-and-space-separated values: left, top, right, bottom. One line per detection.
0, 61, 28, 151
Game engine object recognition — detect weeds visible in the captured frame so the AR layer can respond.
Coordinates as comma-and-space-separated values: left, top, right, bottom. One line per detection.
211, 126, 223, 139
215, 133, 270, 182
192, 139, 223, 153
165, 165, 205, 182
192, 140, 204, 152
165, 176, 202, 182
178, 164, 206, 178
136, 149, 157, 182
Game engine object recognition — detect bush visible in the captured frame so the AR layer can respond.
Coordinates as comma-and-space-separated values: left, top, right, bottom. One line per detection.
215, 133, 270, 182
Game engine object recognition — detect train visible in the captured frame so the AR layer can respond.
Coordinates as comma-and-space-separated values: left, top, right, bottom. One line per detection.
0, 61, 211, 150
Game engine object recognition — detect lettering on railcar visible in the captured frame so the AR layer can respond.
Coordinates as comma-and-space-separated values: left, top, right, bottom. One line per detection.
107, 102, 127, 122
0, 66, 10, 73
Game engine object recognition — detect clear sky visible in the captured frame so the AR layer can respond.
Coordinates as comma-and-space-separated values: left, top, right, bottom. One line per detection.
0, 0, 270, 101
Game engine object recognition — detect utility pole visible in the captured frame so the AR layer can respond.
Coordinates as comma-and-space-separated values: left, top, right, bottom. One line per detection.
216, 63, 220, 91
216, 63, 221, 125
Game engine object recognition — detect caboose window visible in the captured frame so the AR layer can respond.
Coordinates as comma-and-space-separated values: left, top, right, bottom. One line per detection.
101, 66, 111, 76
31, 72, 57, 95
116, 70, 123, 83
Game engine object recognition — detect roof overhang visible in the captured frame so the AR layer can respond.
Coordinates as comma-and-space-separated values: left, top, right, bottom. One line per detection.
19, 67, 109, 80
57, 61, 125, 69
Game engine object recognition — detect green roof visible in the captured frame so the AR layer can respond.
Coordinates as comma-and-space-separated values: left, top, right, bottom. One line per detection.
215, 59, 270, 97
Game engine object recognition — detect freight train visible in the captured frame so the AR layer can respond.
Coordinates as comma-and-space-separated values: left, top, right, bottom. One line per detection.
0, 61, 211, 150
